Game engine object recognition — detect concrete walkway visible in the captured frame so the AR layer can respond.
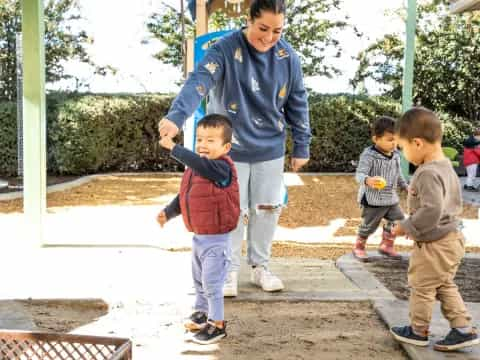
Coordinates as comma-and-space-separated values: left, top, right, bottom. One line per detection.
0, 173, 478, 359
338, 252, 480, 359
0, 244, 367, 359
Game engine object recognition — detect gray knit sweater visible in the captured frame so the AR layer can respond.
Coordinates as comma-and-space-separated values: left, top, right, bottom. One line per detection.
355, 146, 408, 206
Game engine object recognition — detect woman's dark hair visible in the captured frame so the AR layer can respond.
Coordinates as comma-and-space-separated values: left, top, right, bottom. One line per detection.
249, 0, 286, 20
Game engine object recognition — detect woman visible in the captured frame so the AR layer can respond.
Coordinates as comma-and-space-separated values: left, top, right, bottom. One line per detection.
158, 0, 311, 296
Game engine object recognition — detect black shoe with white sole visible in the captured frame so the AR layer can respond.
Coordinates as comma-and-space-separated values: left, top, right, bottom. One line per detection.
192, 321, 226, 345
390, 326, 429, 347
184, 311, 207, 332
434, 328, 480, 352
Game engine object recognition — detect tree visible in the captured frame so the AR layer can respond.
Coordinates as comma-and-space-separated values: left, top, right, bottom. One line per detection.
352, 0, 480, 122
146, 0, 352, 78
0, 0, 109, 102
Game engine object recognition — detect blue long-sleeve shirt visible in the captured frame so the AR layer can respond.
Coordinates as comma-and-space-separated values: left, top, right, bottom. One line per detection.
163, 145, 232, 220
166, 29, 311, 163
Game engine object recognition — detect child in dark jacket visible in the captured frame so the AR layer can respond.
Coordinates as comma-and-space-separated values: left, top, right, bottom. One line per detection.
157, 114, 240, 345
462, 128, 480, 191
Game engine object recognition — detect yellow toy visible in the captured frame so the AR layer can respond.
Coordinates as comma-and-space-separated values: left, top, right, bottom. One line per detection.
374, 177, 387, 190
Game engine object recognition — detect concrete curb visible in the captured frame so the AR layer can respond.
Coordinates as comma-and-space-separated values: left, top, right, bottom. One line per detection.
337, 252, 480, 359
374, 299, 480, 360
335, 252, 397, 300
0, 301, 37, 330
0, 172, 183, 201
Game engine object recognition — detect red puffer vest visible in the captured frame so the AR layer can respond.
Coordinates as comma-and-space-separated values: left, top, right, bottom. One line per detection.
179, 155, 240, 235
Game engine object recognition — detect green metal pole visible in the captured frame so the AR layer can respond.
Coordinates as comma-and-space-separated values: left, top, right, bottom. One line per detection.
402, 0, 417, 112
21, 0, 46, 245
401, 0, 417, 178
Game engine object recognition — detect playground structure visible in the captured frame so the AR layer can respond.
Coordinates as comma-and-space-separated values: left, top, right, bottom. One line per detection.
16, 0, 480, 245
182, 0, 249, 151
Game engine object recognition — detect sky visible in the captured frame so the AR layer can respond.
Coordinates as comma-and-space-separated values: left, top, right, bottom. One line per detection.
51, 0, 409, 94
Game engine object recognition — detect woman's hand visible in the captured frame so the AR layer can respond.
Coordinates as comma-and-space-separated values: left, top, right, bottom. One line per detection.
290, 158, 309, 172
158, 118, 179, 139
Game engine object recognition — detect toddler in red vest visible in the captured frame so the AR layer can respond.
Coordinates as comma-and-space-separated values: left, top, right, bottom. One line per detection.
157, 114, 240, 345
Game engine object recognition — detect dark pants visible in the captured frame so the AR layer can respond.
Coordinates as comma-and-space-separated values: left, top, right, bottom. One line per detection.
358, 204, 405, 238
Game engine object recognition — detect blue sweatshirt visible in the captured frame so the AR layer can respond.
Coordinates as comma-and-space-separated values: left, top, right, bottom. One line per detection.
166, 29, 311, 163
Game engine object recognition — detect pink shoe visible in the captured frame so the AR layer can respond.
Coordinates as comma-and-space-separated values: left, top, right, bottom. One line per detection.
378, 230, 401, 259
353, 236, 368, 262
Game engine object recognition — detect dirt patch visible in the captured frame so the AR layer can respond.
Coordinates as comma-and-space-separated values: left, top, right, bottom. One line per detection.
0, 175, 182, 213
280, 175, 478, 235
219, 301, 407, 360
365, 257, 480, 302
270, 242, 416, 260
18, 299, 109, 333
19, 300, 407, 359
1, 174, 477, 229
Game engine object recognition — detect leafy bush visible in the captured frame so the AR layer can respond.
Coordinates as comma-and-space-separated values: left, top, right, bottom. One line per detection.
292, 94, 401, 172
0, 102, 17, 176
0, 92, 476, 176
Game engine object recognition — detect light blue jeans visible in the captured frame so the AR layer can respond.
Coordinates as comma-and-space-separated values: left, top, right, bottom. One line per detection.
192, 233, 230, 321
229, 157, 285, 272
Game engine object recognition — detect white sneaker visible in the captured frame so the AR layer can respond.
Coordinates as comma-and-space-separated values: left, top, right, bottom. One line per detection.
250, 266, 284, 292
223, 271, 238, 297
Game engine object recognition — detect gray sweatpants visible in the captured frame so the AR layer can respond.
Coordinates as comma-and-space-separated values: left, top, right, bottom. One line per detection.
192, 233, 230, 321
229, 157, 285, 272
358, 204, 405, 238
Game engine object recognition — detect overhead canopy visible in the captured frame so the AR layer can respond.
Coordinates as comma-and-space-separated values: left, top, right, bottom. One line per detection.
450, 0, 480, 13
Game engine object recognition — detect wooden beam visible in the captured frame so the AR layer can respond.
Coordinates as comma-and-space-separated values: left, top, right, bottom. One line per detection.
196, 0, 208, 36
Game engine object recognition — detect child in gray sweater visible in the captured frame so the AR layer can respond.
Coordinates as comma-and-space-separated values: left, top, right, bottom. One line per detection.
354, 116, 408, 261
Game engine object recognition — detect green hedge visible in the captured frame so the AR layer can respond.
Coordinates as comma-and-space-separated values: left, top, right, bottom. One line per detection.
297, 94, 401, 172
0, 92, 476, 176
439, 112, 476, 151
47, 93, 181, 175
0, 102, 18, 176
0, 93, 181, 176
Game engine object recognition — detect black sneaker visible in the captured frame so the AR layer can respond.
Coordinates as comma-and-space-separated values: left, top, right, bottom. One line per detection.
434, 328, 480, 352
192, 321, 227, 345
184, 311, 207, 332
390, 326, 429, 346
464, 185, 479, 192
